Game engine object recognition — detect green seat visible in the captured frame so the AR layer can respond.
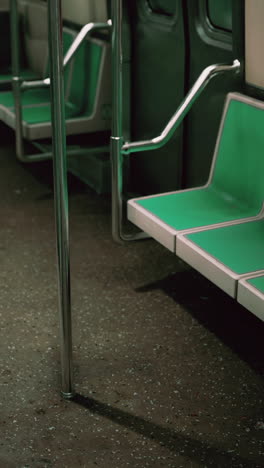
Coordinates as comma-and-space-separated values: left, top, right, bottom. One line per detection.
237, 274, 264, 321
0, 28, 107, 139
0, 0, 48, 90
177, 219, 264, 298
127, 93, 264, 252
0, 0, 111, 142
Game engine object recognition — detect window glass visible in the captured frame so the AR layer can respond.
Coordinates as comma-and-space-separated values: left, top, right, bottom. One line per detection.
148, 0, 176, 17
207, 0, 232, 31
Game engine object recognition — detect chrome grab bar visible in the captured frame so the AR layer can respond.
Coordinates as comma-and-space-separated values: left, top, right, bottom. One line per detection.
21, 20, 112, 90
123, 60, 240, 155
63, 20, 112, 69
111, 0, 241, 244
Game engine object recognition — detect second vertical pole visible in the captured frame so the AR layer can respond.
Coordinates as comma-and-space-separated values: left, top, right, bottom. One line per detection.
47, 0, 74, 398
111, 0, 124, 243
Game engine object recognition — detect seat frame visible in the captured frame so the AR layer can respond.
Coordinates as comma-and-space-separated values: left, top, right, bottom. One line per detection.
237, 273, 264, 321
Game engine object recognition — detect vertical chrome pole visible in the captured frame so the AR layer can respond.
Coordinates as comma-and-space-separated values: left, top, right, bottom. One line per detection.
10, 0, 24, 159
47, 0, 74, 398
111, 0, 124, 243
110, 1, 149, 243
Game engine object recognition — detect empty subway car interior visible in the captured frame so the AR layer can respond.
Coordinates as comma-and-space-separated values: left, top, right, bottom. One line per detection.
0, 1, 264, 466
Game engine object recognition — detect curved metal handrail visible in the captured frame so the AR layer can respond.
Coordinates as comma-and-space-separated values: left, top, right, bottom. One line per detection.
21, 20, 112, 90
122, 60, 240, 155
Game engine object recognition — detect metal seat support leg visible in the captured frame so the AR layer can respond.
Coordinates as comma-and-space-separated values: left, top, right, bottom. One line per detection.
111, 0, 149, 243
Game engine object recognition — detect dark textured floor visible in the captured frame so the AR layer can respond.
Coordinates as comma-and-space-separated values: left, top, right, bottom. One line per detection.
0, 138, 263, 468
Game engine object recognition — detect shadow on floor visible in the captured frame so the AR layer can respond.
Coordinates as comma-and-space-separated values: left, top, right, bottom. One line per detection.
73, 394, 261, 468
135, 270, 264, 375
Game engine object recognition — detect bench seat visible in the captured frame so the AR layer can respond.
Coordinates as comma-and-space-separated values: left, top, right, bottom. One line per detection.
177, 218, 264, 298
0, 28, 109, 139
128, 93, 264, 252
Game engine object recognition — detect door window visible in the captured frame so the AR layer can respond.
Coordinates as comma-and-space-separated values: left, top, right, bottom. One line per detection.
147, 0, 176, 17
207, 0, 232, 31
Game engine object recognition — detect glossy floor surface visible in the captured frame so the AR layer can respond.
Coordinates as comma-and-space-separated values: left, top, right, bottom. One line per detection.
0, 132, 263, 468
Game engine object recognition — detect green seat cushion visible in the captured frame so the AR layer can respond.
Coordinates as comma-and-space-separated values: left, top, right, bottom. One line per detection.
246, 275, 264, 294
135, 185, 257, 231
0, 89, 50, 108
21, 101, 79, 124
185, 219, 264, 275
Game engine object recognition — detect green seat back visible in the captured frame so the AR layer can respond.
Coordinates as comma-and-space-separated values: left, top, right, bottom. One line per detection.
63, 31, 103, 117
211, 96, 264, 213
81, 40, 103, 116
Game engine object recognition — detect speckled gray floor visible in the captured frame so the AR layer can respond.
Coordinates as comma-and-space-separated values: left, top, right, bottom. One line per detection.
0, 138, 263, 468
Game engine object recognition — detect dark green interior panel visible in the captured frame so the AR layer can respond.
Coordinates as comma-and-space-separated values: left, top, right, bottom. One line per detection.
0, 11, 43, 89
207, 0, 232, 32
0, 12, 11, 69
129, 0, 185, 194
